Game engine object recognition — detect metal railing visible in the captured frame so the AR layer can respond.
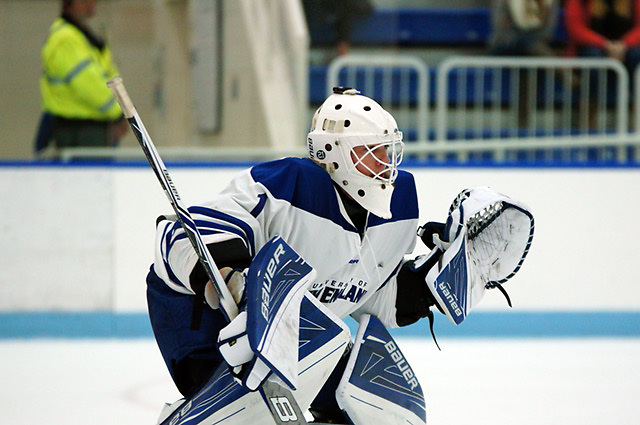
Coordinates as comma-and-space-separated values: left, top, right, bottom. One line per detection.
56, 55, 639, 163
435, 56, 632, 161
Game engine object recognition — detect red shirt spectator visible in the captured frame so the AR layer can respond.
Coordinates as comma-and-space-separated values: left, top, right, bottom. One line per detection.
566, 0, 640, 58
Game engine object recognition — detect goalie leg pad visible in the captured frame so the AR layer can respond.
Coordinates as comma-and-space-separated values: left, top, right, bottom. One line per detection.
293, 294, 352, 413
336, 314, 427, 425
245, 236, 318, 391
156, 363, 273, 425
158, 293, 351, 425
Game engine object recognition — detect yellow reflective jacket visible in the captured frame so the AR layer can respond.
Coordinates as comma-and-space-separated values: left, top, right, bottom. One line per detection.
41, 18, 122, 121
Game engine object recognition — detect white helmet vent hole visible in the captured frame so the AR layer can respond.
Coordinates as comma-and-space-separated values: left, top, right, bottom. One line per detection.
357, 189, 365, 197
364, 106, 371, 111
324, 144, 332, 151
344, 120, 351, 127
333, 162, 339, 169
381, 184, 386, 189
335, 104, 342, 110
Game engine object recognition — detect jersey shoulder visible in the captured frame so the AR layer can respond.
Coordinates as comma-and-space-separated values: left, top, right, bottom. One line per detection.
250, 157, 356, 228
250, 158, 417, 227
249, 157, 330, 201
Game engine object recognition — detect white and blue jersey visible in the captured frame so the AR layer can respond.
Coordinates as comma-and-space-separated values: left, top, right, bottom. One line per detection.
153, 157, 419, 327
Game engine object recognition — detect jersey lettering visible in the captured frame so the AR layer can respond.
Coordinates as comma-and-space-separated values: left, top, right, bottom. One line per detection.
310, 282, 368, 304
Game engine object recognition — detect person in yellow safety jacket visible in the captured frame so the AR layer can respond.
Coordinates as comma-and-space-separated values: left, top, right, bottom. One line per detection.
36, 0, 128, 155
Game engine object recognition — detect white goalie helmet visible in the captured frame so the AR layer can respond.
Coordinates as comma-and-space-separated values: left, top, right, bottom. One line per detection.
307, 87, 404, 219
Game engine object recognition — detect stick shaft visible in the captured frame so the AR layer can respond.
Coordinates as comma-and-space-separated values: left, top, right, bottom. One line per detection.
107, 77, 238, 321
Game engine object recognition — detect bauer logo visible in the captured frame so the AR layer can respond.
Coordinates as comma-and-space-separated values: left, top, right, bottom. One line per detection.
438, 281, 463, 317
307, 137, 314, 158
384, 340, 419, 391
261, 243, 287, 321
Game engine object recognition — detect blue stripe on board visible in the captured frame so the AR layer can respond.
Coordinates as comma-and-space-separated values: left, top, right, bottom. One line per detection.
1, 311, 639, 339
389, 311, 640, 339
0, 312, 153, 339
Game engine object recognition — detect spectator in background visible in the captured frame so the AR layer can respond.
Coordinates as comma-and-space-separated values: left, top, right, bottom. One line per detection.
566, 0, 640, 130
36, 0, 127, 157
303, 0, 374, 57
488, 0, 560, 127
566, 0, 640, 75
488, 0, 559, 57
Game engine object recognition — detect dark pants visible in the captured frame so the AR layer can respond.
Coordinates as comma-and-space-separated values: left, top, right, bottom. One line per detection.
146, 266, 228, 397
579, 45, 640, 75
578, 45, 640, 95
51, 116, 112, 148
488, 30, 549, 57
308, 342, 352, 423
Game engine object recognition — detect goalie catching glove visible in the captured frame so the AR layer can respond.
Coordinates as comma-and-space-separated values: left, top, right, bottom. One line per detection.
417, 186, 534, 325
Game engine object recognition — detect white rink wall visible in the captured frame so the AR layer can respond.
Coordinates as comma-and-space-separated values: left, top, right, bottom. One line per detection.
1, 164, 638, 313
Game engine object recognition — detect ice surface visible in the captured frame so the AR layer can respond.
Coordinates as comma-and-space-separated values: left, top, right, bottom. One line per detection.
1, 338, 639, 424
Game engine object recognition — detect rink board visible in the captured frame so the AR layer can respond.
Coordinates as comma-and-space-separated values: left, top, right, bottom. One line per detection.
1, 162, 639, 342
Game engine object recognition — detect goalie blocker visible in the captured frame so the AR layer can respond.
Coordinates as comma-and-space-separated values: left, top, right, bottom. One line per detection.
418, 186, 535, 324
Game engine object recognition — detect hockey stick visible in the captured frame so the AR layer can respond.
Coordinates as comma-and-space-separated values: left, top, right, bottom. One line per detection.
107, 76, 237, 322
107, 77, 308, 424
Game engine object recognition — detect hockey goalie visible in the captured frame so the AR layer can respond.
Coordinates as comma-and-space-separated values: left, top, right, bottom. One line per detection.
145, 88, 535, 424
